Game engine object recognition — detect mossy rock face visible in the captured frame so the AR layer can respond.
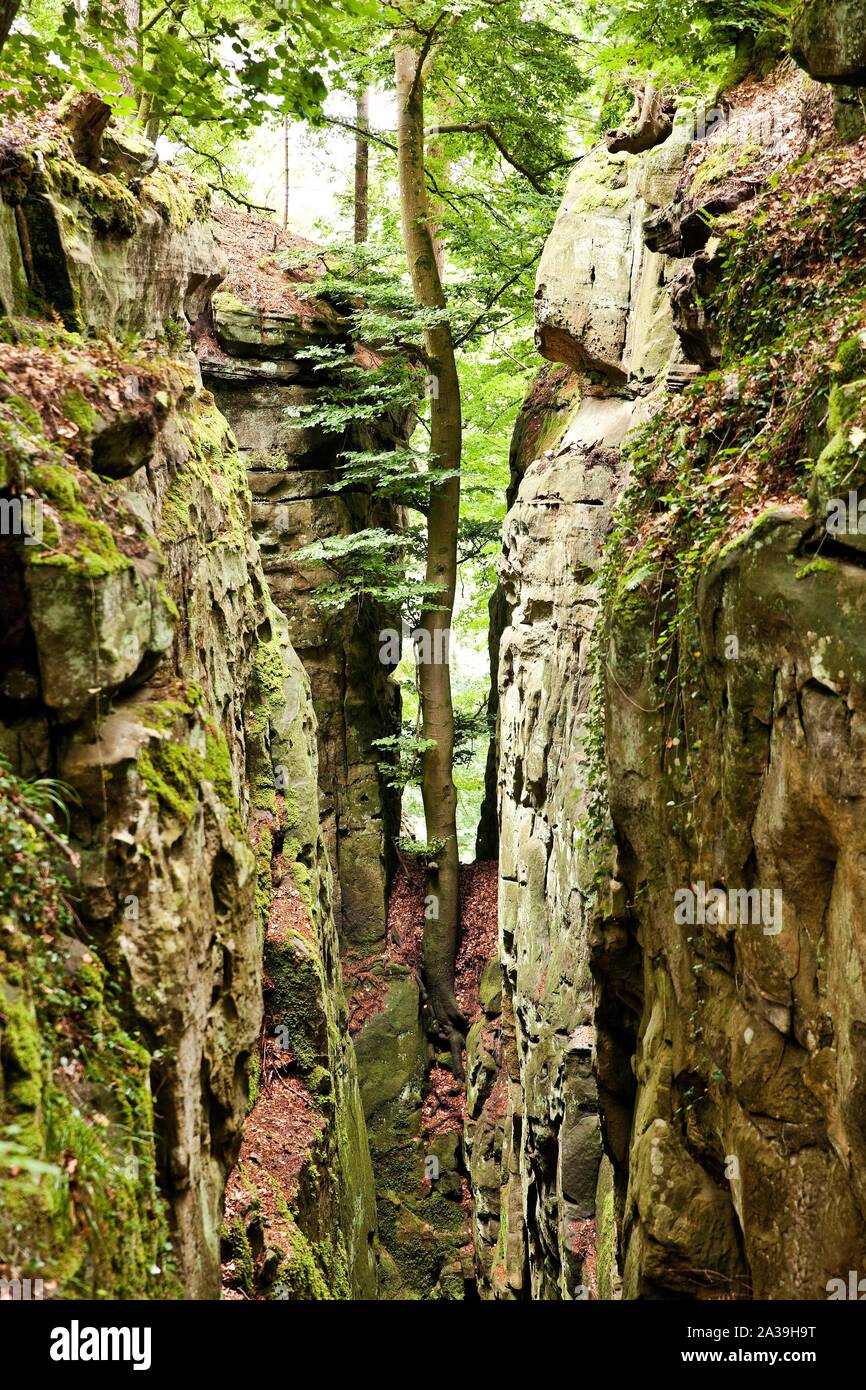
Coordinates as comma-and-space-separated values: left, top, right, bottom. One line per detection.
0, 320, 270, 1294
0, 118, 384, 1305
809, 361, 866, 551
600, 493, 866, 1296
492, 69, 866, 1303
213, 293, 345, 361
0, 347, 187, 721
479, 958, 503, 1017
351, 968, 470, 1298
206, 259, 407, 959
229, 615, 377, 1301
594, 1158, 620, 1301
792, 0, 866, 83
354, 969, 426, 1119
0, 125, 225, 335
0, 201, 28, 317
0, 763, 178, 1299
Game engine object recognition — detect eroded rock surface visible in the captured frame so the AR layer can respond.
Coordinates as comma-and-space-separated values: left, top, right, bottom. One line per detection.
485, 127, 688, 1299
488, 63, 866, 1302
200, 213, 403, 952
0, 127, 375, 1299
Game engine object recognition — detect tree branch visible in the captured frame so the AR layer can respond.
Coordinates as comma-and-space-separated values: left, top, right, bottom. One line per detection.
411, 11, 448, 100
17, 802, 81, 869
424, 122, 550, 193
453, 250, 542, 347
177, 136, 275, 213
138, 0, 181, 35
323, 116, 397, 152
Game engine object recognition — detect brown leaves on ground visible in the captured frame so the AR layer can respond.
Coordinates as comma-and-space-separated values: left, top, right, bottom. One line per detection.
455, 860, 498, 1026
211, 204, 323, 320
220, 1073, 324, 1298
682, 62, 834, 197
345, 860, 499, 1039
344, 865, 424, 1034
570, 1217, 597, 1298
221, 820, 322, 1299
421, 1064, 466, 1139
0, 337, 186, 464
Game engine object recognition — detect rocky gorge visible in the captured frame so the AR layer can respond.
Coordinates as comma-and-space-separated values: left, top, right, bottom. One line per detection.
2, 0, 866, 1307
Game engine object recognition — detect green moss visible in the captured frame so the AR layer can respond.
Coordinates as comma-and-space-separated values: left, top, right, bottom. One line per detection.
276, 1223, 333, 1300
254, 824, 274, 936
212, 289, 250, 315
693, 139, 762, 193
60, 388, 98, 435
833, 334, 866, 384
1, 409, 138, 576
0, 757, 177, 1298
138, 742, 199, 822
596, 1185, 617, 1301
156, 579, 180, 623
159, 397, 248, 550
290, 859, 314, 909
137, 715, 243, 838
49, 158, 140, 237
140, 168, 210, 231
795, 556, 835, 580
266, 934, 322, 1075
247, 1051, 261, 1110
224, 1215, 257, 1297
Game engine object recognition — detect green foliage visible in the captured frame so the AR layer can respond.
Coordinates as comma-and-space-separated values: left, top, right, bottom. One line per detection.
1, 0, 367, 133
292, 527, 445, 614
582, 0, 794, 95
396, 834, 447, 860
0, 755, 175, 1296
372, 733, 438, 791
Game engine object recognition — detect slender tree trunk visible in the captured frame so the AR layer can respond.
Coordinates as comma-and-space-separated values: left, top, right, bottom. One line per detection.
92, 0, 140, 97
283, 115, 290, 229
137, 1, 187, 140
426, 92, 452, 276
354, 87, 370, 243
0, 0, 21, 59
395, 41, 465, 1074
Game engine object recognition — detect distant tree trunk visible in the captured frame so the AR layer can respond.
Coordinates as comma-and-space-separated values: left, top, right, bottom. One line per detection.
395, 40, 465, 1075
137, 1, 187, 141
354, 87, 370, 243
0, 0, 21, 59
104, 0, 140, 97
283, 115, 290, 229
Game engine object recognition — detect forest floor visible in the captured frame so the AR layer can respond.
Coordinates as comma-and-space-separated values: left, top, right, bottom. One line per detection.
345, 859, 498, 1037
222, 859, 499, 1297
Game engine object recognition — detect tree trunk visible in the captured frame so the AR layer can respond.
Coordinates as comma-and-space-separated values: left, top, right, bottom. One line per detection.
283, 115, 290, 229
395, 41, 465, 1074
606, 82, 674, 154
137, 1, 187, 141
61, 91, 113, 169
90, 0, 140, 97
0, 0, 21, 59
425, 92, 453, 277
353, 87, 369, 243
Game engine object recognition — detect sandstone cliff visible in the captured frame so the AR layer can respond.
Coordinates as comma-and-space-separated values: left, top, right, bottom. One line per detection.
489, 31, 866, 1301
0, 118, 375, 1299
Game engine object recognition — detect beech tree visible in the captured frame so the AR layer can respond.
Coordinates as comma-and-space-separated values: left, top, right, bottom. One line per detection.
0, 1, 21, 58
0, 0, 348, 130
305, 0, 587, 1073
395, 34, 465, 1067
354, 87, 370, 242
